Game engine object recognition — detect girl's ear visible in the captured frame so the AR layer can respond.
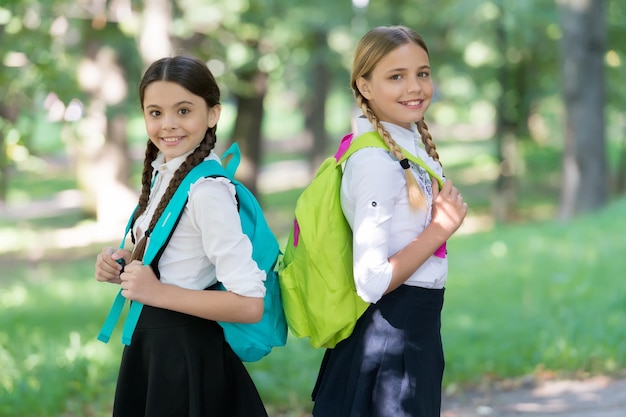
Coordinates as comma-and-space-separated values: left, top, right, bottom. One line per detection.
356, 77, 372, 100
208, 104, 221, 128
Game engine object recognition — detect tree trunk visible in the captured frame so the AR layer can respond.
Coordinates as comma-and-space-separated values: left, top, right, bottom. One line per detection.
231, 70, 268, 196
77, 37, 136, 226
492, 11, 519, 222
0, 104, 18, 205
558, 0, 608, 220
616, 117, 626, 193
304, 29, 330, 172
0, 24, 14, 205
140, 0, 173, 65
0, 129, 5, 205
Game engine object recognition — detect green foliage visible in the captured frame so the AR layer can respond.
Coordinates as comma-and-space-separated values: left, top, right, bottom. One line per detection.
443, 197, 626, 385
2, 0, 626, 414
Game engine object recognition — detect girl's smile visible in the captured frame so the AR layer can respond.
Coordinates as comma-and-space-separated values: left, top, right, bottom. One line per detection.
142, 81, 220, 162
356, 42, 433, 129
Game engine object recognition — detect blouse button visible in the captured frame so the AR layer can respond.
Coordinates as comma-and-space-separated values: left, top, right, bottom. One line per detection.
371, 201, 377, 207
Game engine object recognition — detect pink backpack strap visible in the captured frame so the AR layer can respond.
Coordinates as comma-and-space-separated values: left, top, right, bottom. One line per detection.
333, 133, 354, 161
433, 242, 447, 259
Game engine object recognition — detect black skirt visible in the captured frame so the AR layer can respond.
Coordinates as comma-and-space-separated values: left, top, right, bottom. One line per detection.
312, 285, 445, 417
112, 304, 268, 417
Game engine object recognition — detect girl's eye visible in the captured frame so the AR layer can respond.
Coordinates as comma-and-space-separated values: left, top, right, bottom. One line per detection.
390, 74, 402, 80
179, 108, 190, 115
418, 71, 430, 78
149, 110, 160, 117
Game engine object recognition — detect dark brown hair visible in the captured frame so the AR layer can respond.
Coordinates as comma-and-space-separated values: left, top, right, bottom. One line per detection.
130, 55, 220, 254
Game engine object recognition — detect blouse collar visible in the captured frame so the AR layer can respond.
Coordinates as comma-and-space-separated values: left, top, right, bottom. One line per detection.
354, 116, 421, 157
151, 148, 197, 175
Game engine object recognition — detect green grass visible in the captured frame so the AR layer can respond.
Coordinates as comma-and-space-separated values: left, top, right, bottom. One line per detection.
2, 135, 625, 415
442, 197, 626, 388
2, 197, 625, 416
0, 255, 123, 417
5, 168, 77, 203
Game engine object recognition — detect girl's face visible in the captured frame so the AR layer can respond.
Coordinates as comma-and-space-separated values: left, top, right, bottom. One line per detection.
142, 81, 220, 162
356, 42, 433, 130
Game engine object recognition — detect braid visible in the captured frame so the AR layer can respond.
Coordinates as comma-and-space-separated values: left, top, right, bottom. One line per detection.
129, 139, 214, 262
131, 55, 221, 260
147, 139, 214, 235
130, 140, 159, 244
417, 119, 441, 167
356, 94, 426, 210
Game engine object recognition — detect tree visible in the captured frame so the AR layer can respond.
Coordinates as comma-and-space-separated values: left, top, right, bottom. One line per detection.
558, 0, 608, 219
489, 1, 559, 221
173, 0, 281, 195
605, 0, 626, 194
0, 1, 72, 204
74, 20, 141, 225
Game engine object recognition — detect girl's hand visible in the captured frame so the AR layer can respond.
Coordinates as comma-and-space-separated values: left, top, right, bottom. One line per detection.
119, 261, 162, 305
431, 179, 468, 239
95, 247, 131, 284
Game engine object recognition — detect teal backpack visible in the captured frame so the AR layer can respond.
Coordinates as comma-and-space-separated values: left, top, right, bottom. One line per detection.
98, 143, 287, 362
278, 131, 444, 349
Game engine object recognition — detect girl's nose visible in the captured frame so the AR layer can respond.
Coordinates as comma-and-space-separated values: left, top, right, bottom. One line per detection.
407, 76, 422, 93
162, 113, 177, 129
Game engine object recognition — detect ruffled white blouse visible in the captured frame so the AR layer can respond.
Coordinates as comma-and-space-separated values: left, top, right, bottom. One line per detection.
133, 149, 266, 298
341, 117, 447, 303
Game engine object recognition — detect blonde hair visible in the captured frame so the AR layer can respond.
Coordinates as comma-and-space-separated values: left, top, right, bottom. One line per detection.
351, 26, 441, 210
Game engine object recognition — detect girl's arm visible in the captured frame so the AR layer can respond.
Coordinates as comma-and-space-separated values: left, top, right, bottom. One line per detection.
386, 179, 467, 293
117, 178, 266, 324
120, 261, 264, 323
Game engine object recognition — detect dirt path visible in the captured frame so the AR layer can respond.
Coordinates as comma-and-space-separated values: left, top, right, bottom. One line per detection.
441, 376, 626, 417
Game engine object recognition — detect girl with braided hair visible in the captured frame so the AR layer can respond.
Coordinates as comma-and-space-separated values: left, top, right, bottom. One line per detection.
311, 26, 468, 417
95, 55, 268, 417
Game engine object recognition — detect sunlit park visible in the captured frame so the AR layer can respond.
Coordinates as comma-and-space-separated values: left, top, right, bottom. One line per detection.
1, 0, 625, 416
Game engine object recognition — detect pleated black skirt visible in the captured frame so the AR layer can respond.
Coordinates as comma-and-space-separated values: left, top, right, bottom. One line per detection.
112, 304, 268, 417
312, 285, 445, 417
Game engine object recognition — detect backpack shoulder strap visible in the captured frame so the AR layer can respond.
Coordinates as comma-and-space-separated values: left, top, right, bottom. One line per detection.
119, 158, 229, 345
96, 210, 136, 343
142, 158, 228, 264
339, 131, 444, 187
98, 153, 234, 346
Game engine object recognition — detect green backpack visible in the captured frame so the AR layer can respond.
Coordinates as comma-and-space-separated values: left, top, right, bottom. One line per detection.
278, 131, 444, 349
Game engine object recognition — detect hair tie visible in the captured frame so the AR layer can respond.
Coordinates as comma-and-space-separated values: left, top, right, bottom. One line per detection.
399, 159, 410, 170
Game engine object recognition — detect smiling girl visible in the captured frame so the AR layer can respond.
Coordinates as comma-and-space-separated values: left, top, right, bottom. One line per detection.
95, 56, 269, 417
311, 26, 468, 417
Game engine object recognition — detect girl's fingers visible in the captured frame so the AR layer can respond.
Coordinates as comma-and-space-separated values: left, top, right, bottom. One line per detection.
95, 247, 124, 283
431, 177, 440, 198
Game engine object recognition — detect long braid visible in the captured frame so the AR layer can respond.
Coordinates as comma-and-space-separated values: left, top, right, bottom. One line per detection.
131, 135, 215, 262
417, 119, 441, 167
148, 140, 214, 234
130, 140, 159, 244
131, 55, 221, 262
356, 94, 427, 210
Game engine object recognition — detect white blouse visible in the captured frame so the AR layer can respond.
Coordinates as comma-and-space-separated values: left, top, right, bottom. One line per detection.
340, 117, 447, 303
133, 149, 266, 298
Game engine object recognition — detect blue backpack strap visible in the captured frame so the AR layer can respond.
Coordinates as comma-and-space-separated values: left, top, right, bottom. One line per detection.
97, 212, 135, 343
119, 157, 231, 345
122, 299, 143, 345
221, 142, 241, 177
97, 290, 127, 343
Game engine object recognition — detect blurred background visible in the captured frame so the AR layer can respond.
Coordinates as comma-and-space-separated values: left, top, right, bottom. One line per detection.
1, 0, 625, 416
